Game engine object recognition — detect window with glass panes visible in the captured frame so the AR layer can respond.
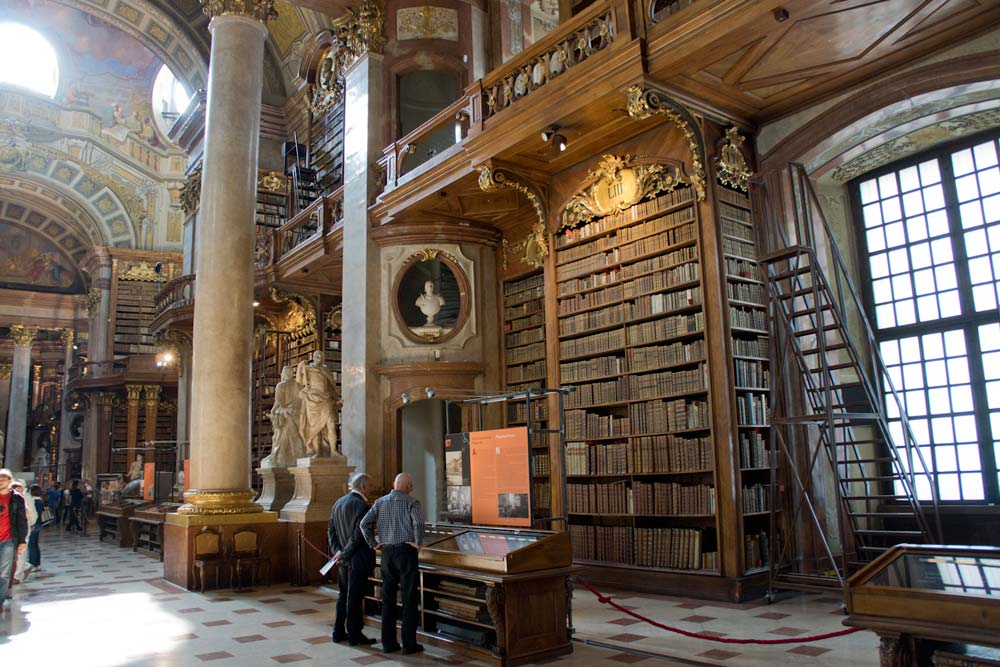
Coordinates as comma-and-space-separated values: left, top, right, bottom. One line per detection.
853, 130, 1000, 504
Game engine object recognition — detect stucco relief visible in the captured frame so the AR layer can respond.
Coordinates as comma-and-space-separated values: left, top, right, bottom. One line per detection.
381, 244, 479, 355
397, 7, 459, 41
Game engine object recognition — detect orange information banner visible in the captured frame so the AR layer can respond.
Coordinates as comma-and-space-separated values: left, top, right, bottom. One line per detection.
469, 427, 531, 527
143, 462, 155, 501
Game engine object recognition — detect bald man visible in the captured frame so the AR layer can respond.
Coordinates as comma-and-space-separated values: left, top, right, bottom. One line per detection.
360, 472, 425, 655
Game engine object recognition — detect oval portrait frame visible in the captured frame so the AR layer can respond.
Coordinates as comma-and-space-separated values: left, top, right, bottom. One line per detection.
391, 249, 470, 345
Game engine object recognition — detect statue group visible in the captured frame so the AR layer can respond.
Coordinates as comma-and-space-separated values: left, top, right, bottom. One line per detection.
262, 351, 341, 468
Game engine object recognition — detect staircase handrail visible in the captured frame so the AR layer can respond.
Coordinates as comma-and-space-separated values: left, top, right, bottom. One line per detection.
781, 163, 941, 538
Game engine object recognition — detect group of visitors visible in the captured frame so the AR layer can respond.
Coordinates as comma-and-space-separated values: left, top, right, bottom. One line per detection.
328, 471, 426, 655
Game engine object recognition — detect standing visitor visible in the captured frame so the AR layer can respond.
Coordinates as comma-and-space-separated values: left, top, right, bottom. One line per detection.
0, 469, 28, 610
10, 480, 34, 583
360, 472, 425, 655
46, 481, 61, 524
24, 484, 44, 579
65, 480, 83, 533
328, 472, 377, 646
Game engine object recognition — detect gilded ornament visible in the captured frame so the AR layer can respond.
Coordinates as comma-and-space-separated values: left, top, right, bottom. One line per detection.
32, 365, 41, 382
180, 166, 202, 216
624, 85, 706, 201
478, 165, 549, 269
119, 261, 167, 282
0, 364, 12, 381
716, 127, 751, 192
200, 0, 278, 22
415, 248, 440, 262
10, 324, 39, 348
397, 6, 458, 41
126, 384, 144, 401
257, 170, 285, 193
270, 288, 317, 340
85, 288, 102, 319
332, 0, 385, 58
560, 154, 688, 230
60, 328, 75, 349
326, 306, 343, 331
143, 384, 161, 403
178, 488, 263, 515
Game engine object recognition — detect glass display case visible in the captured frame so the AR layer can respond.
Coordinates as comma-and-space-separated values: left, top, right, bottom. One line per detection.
845, 544, 1000, 665
419, 526, 571, 574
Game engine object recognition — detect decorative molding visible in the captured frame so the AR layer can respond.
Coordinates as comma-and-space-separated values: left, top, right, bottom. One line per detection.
32, 364, 41, 382
178, 488, 263, 515
397, 6, 458, 41
307, 0, 385, 115
85, 288, 102, 319
126, 384, 144, 402
270, 288, 317, 340
484, 9, 613, 119
625, 85, 706, 200
10, 325, 38, 348
560, 154, 689, 230
119, 261, 167, 282
326, 305, 343, 331
180, 166, 203, 216
143, 384, 162, 404
486, 586, 507, 657
157, 329, 192, 376
716, 127, 751, 193
257, 170, 285, 194
200, 0, 278, 22
0, 363, 11, 380
477, 165, 548, 269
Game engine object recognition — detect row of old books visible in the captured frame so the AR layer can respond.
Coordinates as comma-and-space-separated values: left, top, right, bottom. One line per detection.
559, 303, 625, 337
503, 285, 544, 309
507, 401, 548, 423
628, 398, 709, 434
627, 312, 704, 346
732, 336, 769, 358
717, 187, 748, 208
623, 245, 699, 280
620, 227, 695, 264
736, 393, 769, 426
727, 280, 764, 304
569, 524, 633, 563
560, 328, 626, 359
566, 441, 631, 475
557, 231, 617, 265
730, 306, 767, 330
565, 377, 628, 408
561, 354, 626, 383
504, 298, 543, 322
560, 247, 621, 281
633, 481, 716, 515
618, 206, 697, 245
739, 430, 768, 469
533, 481, 551, 510
556, 187, 696, 248
502, 272, 543, 296
626, 287, 701, 320
733, 359, 769, 388
719, 202, 752, 224
745, 530, 770, 568
628, 363, 707, 399
623, 261, 700, 299
567, 481, 630, 514
725, 256, 763, 281
558, 283, 625, 315
566, 434, 713, 474
557, 267, 622, 297
505, 310, 544, 333
433, 596, 491, 623
721, 218, 754, 242
532, 452, 551, 476
505, 326, 544, 349
505, 341, 545, 365
566, 411, 631, 439
721, 236, 757, 259
742, 484, 769, 513
629, 339, 705, 372
637, 527, 715, 570
506, 360, 546, 383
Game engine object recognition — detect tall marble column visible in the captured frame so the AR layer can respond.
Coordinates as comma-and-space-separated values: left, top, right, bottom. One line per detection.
58, 329, 75, 470
180, 1, 275, 516
0, 363, 11, 437
5, 325, 37, 471
341, 48, 386, 477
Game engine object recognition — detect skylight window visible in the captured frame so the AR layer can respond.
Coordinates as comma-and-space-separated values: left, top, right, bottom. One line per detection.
0, 23, 59, 98
152, 64, 191, 139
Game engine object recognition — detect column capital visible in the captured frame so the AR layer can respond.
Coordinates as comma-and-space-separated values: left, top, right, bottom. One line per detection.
0, 363, 11, 380
32, 364, 42, 382
335, 0, 385, 59
60, 328, 75, 350
97, 391, 118, 408
143, 384, 162, 402
10, 325, 38, 348
200, 0, 277, 22
84, 288, 102, 319
126, 384, 144, 402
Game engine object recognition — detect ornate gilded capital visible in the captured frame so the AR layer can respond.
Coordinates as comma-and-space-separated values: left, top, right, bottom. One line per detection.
126, 384, 144, 402
10, 324, 38, 348
84, 288, 102, 319
478, 165, 549, 270
178, 489, 263, 515
716, 127, 752, 193
60, 328, 75, 350
96, 391, 118, 409
143, 384, 162, 404
624, 85, 706, 201
180, 166, 202, 216
333, 0, 385, 57
119, 261, 167, 283
0, 363, 12, 380
200, 0, 277, 22
32, 364, 41, 382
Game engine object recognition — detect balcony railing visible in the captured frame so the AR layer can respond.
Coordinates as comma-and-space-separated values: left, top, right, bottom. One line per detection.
154, 274, 195, 319
380, 95, 476, 189
254, 188, 345, 270
68, 360, 127, 384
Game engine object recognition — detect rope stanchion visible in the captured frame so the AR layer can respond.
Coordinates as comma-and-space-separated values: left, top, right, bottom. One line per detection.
302, 534, 335, 561
575, 576, 863, 645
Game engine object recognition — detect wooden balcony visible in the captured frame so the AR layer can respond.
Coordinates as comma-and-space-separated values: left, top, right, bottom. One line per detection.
66, 357, 176, 393
150, 274, 196, 335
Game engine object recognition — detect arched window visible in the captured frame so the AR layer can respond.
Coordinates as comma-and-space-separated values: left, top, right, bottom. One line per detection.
152, 64, 191, 138
0, 23, 59, 98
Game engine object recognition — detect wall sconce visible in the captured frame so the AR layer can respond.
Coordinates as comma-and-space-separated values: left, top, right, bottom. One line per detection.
540, 125, 568, 153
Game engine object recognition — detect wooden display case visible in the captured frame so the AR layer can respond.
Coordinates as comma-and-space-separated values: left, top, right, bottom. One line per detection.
130, 502, 181, 560
845, 544, 1000, 666
364, 526, 576, 667
96, 499, 153, 548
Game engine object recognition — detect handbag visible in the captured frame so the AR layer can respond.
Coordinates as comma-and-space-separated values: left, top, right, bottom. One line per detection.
40, 506, 54, 525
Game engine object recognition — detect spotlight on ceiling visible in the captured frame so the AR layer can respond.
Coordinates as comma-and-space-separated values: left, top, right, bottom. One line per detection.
555, 134, 568, 152
540, 125, 558, 143
540, 125, 568, 154
401, 392, 411, 405
425, 387, 436, 399
253, 300, 260, 307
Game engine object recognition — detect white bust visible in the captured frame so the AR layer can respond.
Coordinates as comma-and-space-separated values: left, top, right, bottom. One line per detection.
415, 280, 445, 326
128, 454, 144, 482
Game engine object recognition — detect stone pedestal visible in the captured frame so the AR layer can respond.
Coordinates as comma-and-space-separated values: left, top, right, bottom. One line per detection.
256, 466, 295, 512
279, 455, 354, 523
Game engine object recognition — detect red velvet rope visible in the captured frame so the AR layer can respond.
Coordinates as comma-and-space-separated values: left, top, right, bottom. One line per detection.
301, 534, 334, 561
574, 576, 864, 645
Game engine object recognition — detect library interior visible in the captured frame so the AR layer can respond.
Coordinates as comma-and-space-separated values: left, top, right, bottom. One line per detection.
0, 0, 999, 665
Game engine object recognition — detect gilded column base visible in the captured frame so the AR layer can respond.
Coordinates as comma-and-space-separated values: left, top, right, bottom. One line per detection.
177, 488, 262, 515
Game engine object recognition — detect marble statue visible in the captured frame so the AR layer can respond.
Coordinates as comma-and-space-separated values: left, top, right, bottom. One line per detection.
32, 446, 49, 474
415, 280, 445, 327
296, 351, 341, 458
128, 454, 144, 482
262, 365, 306, 467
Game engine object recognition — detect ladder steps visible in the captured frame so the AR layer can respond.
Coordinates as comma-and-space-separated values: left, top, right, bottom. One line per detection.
761, 246, 813, 263
788, 303, 834, 318
770, 265, 814, 281
799, 343, 846, 354
808, 362, 856, 372
850, 512, 920, 518
792, 324, 841, 337
840, 476, 900, 482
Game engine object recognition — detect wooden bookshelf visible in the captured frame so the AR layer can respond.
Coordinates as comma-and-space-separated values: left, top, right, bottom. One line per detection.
256, 180, 286, 229
716, 185, 774, 574
310, 101, 345, 198
501, 270, 553, 527
555, 185, 722, 574
113, 280, 160, 356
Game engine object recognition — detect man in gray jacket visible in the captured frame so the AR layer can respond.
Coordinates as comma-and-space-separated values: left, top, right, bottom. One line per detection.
328, 472, 376, 646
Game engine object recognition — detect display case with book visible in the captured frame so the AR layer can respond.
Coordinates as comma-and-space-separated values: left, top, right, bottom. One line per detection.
364, 525, 575, 667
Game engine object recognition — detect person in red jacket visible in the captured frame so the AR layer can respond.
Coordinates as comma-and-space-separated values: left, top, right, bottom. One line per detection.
0, 468, 29, 610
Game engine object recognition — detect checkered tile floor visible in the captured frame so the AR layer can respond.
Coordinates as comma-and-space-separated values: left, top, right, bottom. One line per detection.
0, 527, 879, 666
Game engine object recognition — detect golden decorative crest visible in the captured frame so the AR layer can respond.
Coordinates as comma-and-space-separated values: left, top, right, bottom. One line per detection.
180, 166, 202, 216
85, 288, 102, 319
200, 0, 278, 22
333, 0, 385, 56
270, 288, 317, 340
560, 154, 688, 230
60, 328, 75, 349
308, 46, 349, 115
624, 85, 706, 201
0, 363, 12, 380
119, 262, 167, 282
415, 248, 440, 262
10, 324, 38, 347
397, 6, 458, 40
716, 127, 751, 192
326, 306, 343, 331
32, 364, 41, 382
478, 165, 549, 269
257, 170, 285, 193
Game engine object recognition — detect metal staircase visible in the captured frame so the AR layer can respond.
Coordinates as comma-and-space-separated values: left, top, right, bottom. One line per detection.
752, 164, 941, 593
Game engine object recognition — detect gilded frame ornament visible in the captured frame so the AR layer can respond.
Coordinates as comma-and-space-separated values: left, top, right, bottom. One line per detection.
477, 165, 549, 270
716, 127, 752, 192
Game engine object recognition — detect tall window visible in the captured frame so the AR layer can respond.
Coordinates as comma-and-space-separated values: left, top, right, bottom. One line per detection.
151, 64, 191, 138
854, 130, 1000, 504
0, 23, 59, 98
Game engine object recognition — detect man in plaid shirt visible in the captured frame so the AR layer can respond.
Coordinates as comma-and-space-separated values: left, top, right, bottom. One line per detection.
360, 472, 425, 654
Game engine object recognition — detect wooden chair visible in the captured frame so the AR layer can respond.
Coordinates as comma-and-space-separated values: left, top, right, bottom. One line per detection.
192, 526, 228, 592
232, 527, 270, 590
